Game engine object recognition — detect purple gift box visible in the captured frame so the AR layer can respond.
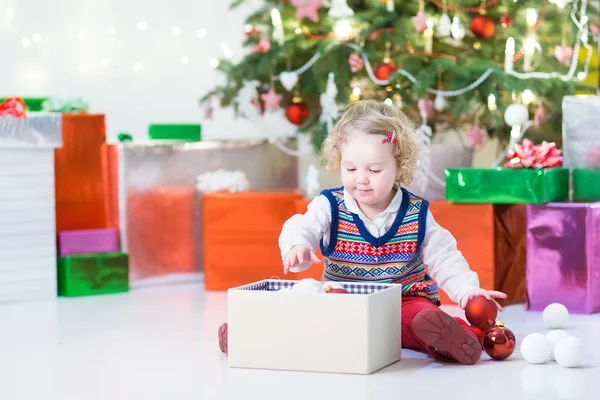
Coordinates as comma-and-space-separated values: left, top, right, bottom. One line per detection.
58, 228, 120, 256
526, 202, 600, 314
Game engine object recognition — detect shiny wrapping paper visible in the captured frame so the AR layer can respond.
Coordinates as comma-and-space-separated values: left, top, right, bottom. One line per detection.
54, 114, 114, 232
445, 168, 569, 204
0, 112, 62, 148
526, 203, 600, 314
120, 139, 298, 281
57, 252, 129, 297
203, 192, 302, 290
562, 95, 600, 168
573, 168, 600, 202
429, 202, 526, 306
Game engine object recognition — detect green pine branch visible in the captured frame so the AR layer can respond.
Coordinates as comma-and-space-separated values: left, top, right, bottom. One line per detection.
203, 0, 599, 153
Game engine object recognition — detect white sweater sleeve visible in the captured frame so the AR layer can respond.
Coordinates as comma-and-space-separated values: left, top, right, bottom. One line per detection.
420, 209, 479, 304
278, 194, 332, 273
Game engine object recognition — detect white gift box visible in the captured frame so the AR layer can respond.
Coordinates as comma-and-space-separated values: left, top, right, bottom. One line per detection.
0, 148, 58, 303
227, 279, 402, 374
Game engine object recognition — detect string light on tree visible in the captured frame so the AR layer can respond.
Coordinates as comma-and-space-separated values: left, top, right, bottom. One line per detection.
197, 28, 207, 38
271, 9, 285, 45
504, 37, 515, 73
383, 0, 395, 12
21, 38, 31, 48
523, 37, 539, 71
424, 20, 434, 53
32, 34, 42, 42
334, 19, 354, 41
522, 89, 536, 105
172, 26, 181, 35
488, 94, 497, 111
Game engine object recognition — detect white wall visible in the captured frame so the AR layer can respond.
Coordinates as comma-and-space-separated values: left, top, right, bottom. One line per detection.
0, 0, 296, 142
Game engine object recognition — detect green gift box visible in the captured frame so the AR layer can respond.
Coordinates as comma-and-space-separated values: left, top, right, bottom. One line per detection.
148, 123, 202, 141
573, 168, 600, 202
57, 252, 129, 297
445, 168, 570, 204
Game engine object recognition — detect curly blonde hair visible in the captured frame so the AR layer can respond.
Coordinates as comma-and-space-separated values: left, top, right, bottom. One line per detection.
321, 100, 419, 186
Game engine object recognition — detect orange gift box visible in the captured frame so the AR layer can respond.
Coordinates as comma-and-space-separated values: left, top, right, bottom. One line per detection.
203, 192, 302, 290
54, 113, 113, 232
126, 186, 196, 280
294, 199, 525, 306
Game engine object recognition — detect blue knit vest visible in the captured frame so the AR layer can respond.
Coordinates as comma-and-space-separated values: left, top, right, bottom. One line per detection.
320, 187, 440, 305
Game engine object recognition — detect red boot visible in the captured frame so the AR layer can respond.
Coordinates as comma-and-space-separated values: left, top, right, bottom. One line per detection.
412, 309, 482, 365
218, 323, 228, 355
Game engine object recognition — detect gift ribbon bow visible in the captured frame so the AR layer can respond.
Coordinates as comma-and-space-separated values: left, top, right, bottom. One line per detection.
382, 129, 397, 144
505, 138, 563, 168
41, 96, 88, 112
0, 97, 27, 118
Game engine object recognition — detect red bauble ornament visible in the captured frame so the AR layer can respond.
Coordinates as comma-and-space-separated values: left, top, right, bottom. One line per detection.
482, 321, 516, 360
327, 288, 350, 294
218, 323, 228, 355
285, 101, 309, 125
465, 296, 498, 329
500, 13, 513, 28
473, 326, 490, 344
470, 14, 495, 39
374, 62, 397, 80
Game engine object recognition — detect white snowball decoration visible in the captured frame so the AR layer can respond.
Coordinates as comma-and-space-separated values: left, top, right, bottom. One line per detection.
521, 333, 552, 364
554, 336, 585, 368
545, 330, 570, 360
543, 303, 569, 329
292, 278, 325, 294
504, 103, 529, 126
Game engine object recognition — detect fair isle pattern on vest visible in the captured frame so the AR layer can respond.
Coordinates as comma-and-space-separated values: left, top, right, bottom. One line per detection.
319, 187, 440, 305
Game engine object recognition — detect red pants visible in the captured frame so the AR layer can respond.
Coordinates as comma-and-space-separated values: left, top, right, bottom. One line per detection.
402, 296, 478, 362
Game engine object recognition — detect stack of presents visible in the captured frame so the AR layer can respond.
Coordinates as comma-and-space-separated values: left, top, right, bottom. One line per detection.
1, 94, 598, 317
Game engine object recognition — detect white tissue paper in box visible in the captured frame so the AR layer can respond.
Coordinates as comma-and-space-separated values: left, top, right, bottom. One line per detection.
227, 279, 402, 374
196, 169, 250, 192
562, 95, 600, 168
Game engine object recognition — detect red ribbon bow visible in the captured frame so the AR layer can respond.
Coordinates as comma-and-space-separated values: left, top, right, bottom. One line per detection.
382, 129, 397, 144
505, 138, 563, 169
0, 97, 27, 118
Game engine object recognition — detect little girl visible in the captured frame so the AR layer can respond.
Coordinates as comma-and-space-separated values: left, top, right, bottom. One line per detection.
278, 100, 506, 365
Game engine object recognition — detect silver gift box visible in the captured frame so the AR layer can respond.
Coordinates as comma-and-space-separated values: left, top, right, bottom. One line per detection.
562, 95, 600, 168
119, 138, 299, 282
0, 112, 62, 148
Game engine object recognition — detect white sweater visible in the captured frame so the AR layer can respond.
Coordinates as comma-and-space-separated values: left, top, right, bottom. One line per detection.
278, 187, 479, 304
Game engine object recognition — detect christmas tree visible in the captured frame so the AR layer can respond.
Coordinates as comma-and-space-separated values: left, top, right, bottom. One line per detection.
202, 0, 598, 154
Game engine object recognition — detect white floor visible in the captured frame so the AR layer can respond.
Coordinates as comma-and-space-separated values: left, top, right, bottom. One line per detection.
1, 282, 599, 400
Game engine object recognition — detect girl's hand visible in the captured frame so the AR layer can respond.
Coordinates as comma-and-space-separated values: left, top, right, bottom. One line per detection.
283, 245, 321, 274
459, 288, 507, 311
